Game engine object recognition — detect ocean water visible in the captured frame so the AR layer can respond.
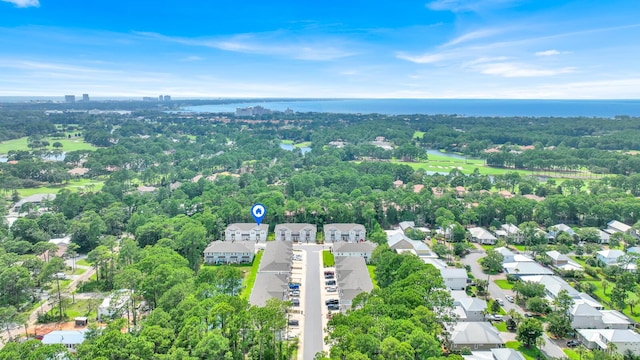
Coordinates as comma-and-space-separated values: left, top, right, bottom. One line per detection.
182, 99, 640, 117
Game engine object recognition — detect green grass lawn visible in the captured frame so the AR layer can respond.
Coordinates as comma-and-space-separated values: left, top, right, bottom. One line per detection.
391, 155, 600, 180
495, 279, 514, 290
322, 250, 335, 267
494, 321, 508, 332
0, 136, 98, 154
505, 341, 546, 360
481, 244, 495, 251
76, 259, 91, 267
367, 265, 379, 289
240, 251, 263, 300
413, 131, 425, 139
280, 140, 294, 145
511, 245, 527, 252
294, 141, 312, 148
65, 299, 97, 318
563, 349, 581, 360
65, 268, 86, 276
15, 178, 105, 197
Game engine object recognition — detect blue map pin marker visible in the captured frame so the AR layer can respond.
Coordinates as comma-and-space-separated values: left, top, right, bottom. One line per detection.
251, 203, 267, 226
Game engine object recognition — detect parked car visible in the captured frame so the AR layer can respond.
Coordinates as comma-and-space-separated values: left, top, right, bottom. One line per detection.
327, 304, 339, 311
289, 290, 300, 296
325, 280, 336, 286
505, 295, 514, 303
289, 283, 300, 289
324, 271, 335, 276
496, 298, 504, 306
326, 286, 337, 292
288, 319, 299, 326
325, 299, 339, 305
291, 298, 300, 306
567, 340, 581, 348
324, 274, 335, 279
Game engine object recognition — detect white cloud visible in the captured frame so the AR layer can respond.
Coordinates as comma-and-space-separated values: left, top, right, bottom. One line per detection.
1, 0, 39, 8
136, 31, 356, 61
426, 0, 517, 12
444, 29, 503, 47
181, 56, 203, 62
395, 51, 453, 64
473, 61, 575, 77
535, 49, 560, 56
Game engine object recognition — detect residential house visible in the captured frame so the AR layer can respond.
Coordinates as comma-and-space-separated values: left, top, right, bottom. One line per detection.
42, 330, 88, 352
503, 262, 553, 278
333, 241, 377, 263
571, 303, 604, 329
440, 268, 469, 291
596, 249, 625, 265
451, 290, 487, 322
386, 230, 437, 258
225, 223, 269, 242
335, 256, 374, 310
203, 241, 254, 264
577, 329, 640, 355
469, 227, 498, 245
399, 221, 415, 232
500, 224, 524, 244
545, 251, 569, 266
628, 247, 640, 254
12, 193, 56, 212
447, 322, 505, 351
274, 223, 317, 243
495, 247, 516, 263
98, 290, 132, 320
605, 220, 635, 237
520, 275, 580, 300
548, 224, 576, 239
597, 229, 611, 244
324, 223, 366, 243
463, 348, 526, 360
258, 241, 292, 274
249, 272, 289, 307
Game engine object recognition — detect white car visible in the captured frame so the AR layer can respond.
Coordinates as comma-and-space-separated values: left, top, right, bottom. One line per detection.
505, 295, 515, 303
326, 286, 337, 292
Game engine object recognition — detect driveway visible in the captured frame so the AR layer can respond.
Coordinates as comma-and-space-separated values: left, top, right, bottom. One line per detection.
460, 248, 567, 359
294, 244, 324, 360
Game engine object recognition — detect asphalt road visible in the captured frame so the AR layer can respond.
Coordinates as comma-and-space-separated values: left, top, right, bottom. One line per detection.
300, 244, 324, 360
461, 247, 567, 359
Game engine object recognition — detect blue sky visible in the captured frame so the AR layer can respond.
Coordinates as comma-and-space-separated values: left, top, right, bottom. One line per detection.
1, 0, 639, 98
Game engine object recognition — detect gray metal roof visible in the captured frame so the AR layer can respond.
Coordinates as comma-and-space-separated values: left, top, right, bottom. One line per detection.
259, 241, 292, 273
336, 256, 373, 304
204, 241, 254, 254
323, 223, 366, 232
274, 223, 316, 232
42, 330, 87, 345
449, 322, 504, 346
249, 272, 289, 307
226, 223, 269, 232
333, 241, 377, 253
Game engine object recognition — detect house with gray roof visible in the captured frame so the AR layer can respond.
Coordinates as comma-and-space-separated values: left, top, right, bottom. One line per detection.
628, 247, 640, 254
447, 322, 504, 351
386, 230, 437, 258
577, 329, 640, 355
249, 273, 289, 307
440, 268, 469, 291
520, 275, 579, 299
469, 227, 497, 245
225, 223, 269, 242
548, 224, 576, 238
274, 223, 316, 243
463, 348, 526, 360
203, 241, 255, 264
333, 241, 376, 263
398, 221, 415, 232
12, 193, 56, 212
500, 224, 524, 244
596, 249, 626, 265
42, 330, 88, 352
572, 304, 631, 330
605, 220, 635, 237
335, 256, 374, 310
324, 223, 366, 243
451, 290, 487, 322
259, 241, 292, 273
503, 262, 553, 277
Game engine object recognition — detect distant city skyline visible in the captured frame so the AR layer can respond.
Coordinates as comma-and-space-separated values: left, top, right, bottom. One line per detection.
1, 0, 639, 99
